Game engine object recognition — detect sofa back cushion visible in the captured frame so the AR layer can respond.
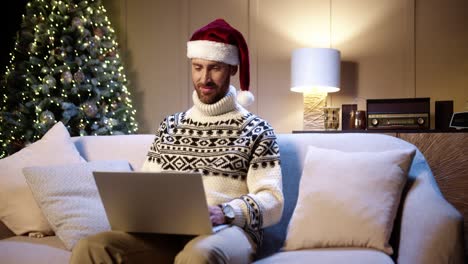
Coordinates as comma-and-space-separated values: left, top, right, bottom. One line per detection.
72, 134, 154, 170
257, 133, 417, 259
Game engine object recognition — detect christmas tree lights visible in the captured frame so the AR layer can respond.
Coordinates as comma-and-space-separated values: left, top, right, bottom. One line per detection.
0, 0, 138, 158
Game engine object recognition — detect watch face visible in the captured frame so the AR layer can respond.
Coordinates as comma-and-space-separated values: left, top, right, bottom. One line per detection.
223, 204, 235, 220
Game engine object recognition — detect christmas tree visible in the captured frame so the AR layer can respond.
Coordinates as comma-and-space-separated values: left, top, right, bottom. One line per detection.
0, 0, 138, 158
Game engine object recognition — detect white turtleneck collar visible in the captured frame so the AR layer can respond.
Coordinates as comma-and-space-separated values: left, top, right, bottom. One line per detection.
186, 85, 248, 121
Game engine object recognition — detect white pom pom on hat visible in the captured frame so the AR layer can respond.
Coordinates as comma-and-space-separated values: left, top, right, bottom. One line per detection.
237, 90, 254, 107
187, 18, 254, 107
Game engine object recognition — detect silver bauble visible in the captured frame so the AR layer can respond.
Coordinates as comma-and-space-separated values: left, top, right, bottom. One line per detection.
82, 101, 98, 117
74, 71, 85, 83
61, 71, 73, 84
39, 111, 55, 125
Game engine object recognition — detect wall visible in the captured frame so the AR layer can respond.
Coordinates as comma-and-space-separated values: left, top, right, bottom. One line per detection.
102, 0, 468, 134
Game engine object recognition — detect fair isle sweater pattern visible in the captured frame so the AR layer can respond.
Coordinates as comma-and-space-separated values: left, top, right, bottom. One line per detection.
145, 111, 281, 245
147, 112, 280, 178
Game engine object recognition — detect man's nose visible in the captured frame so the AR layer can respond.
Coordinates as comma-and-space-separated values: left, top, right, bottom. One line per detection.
200, 69, 211, 83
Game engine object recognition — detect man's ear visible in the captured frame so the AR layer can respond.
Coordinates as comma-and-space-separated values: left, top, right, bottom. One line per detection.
230, 65, 238, 76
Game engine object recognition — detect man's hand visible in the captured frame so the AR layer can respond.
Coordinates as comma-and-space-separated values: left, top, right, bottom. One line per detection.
208, 205, 225, 226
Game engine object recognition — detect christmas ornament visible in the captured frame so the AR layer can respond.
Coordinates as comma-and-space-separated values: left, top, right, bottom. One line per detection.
39, 110, 55, 125
82, 101, 98, 117
74, 70, 85, 83
61, 71, 73, 84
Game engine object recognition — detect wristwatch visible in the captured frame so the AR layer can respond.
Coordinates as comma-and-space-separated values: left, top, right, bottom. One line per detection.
220, 203, 235, 224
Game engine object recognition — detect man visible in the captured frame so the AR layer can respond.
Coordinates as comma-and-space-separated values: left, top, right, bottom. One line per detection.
71, 18, 283, 264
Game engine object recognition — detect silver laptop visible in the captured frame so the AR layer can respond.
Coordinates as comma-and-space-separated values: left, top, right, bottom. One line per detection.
93, 171, 227, 235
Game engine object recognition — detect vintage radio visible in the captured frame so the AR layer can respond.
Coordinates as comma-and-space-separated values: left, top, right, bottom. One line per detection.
366, 98, 430, 130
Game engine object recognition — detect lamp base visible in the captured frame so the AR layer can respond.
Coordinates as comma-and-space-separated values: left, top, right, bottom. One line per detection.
303, 92, 327, 130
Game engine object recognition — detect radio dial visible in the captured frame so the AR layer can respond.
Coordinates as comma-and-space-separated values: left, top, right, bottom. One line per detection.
417, 118, 425, 125
371, 118, 379, 126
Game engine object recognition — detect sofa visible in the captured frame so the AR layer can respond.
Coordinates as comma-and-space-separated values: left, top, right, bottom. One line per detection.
0, 130, 464, 264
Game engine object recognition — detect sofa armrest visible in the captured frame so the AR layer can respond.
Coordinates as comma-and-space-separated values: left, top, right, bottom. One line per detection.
0, 220, 14, 240
397, 152, 465, 264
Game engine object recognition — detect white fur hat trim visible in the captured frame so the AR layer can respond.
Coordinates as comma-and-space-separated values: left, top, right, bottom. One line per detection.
187, 40, 239, 65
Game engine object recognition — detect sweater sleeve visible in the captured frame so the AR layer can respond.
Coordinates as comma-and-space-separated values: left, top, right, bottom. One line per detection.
227, 127, 284, 235
141, 118, 167, 172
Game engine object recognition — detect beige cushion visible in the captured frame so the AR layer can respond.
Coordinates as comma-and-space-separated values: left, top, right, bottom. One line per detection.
283, 146, 415, 255
0, 236, 70, 264
23, 160, 132, 250
0, 122, 84, 235
253, 248, 394, 264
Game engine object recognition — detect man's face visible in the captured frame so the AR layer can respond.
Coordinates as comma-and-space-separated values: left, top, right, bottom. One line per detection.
191, 58, 237, 104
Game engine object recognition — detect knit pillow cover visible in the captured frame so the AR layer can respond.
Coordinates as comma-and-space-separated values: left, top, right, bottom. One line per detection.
23, 160, 132, 250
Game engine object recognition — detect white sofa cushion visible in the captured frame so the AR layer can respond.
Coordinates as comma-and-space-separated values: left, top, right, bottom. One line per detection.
0, 236, 71, 264
72, 134, 154, 171
23, 160, 132, 250
283, 145, 415, 255
0, 122, 84, 235
253, 248, 394, 264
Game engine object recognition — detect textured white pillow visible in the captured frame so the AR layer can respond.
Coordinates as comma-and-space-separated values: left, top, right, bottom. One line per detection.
283, 145, 416, 255
23, 160, 132, 250
0, 122, 85, 235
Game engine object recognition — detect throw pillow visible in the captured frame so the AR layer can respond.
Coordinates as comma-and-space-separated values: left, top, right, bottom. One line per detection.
283, 145, 416, 255
23, 160, 132, 250
0, 122, 85, 235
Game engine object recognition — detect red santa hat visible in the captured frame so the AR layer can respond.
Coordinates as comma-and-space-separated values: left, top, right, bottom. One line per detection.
187, 18, 254, 107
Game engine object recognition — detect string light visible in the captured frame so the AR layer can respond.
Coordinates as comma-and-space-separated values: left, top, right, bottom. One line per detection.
0, 0, 138, 158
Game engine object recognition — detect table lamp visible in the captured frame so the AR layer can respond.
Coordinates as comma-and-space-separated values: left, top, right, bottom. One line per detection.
291, 47, 341, 130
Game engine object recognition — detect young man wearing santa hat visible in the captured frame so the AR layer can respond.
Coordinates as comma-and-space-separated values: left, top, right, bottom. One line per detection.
71, 18, 283, 264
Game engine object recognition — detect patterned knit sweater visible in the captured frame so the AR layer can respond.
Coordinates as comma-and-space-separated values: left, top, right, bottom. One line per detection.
141, 86, 284, 245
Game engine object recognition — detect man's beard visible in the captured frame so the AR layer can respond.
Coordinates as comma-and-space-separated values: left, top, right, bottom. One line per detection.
194, 80, 229, 104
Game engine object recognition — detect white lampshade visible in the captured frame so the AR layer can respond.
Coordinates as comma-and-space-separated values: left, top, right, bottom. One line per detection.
291, 48, 341, 93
